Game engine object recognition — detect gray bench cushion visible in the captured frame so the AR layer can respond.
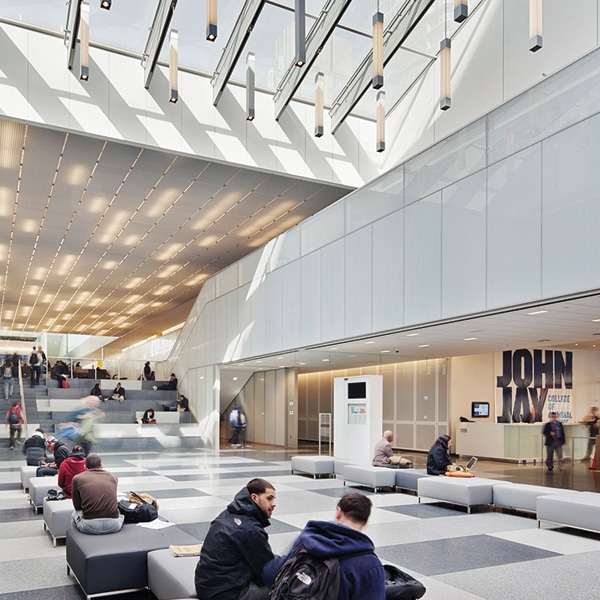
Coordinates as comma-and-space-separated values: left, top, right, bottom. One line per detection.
43, 498, 73, 546
536, 491, 600, 533
493, 483, 578, 513
29, 476, 59, 512
291, 456, 334, 478
418, 477, 507, 512
395, 468, 433, 491
343, 464, 396, 492
147, 548, 197, 599
66, 523, 199, 597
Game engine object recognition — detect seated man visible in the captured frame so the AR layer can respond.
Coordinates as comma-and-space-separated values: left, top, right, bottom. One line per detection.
372, 430, 411, 468
153, 373, 177, 391
195, 478, 277, 600
164, 394, 189, 412
71, 453, 124, 535
263, 492, 385, 600
37, 436, 70, 476
22, 428, 47, 466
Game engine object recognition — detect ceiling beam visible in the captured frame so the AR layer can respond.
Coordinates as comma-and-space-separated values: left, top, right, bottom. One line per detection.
211, 0, 266, 106
273, 0, 352, 121
329, 0, 434, 134
142, 0, 178, 89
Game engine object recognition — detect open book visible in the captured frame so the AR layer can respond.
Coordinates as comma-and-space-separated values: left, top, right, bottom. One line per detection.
169, 543, 203, 557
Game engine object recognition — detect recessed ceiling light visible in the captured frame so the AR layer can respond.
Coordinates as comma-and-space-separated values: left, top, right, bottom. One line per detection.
322, 358, 330, 362
233, 377, 238, 381
527, 310, 548, 315
380, 350, 390, 353
406, 333, 419, 337
418, 344, 430, 348
365, 341, 375, 345
593, 318, 600, 322
464, 337, 478, 341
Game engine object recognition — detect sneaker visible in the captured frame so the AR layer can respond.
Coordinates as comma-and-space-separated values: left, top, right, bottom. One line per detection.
152, 386, 157, 391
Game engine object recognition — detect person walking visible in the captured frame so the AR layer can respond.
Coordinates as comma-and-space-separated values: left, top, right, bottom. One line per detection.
2, 358, 14, 400
543, 412, 566, 472
581, 406, 599, 462
6, 401, 23, 450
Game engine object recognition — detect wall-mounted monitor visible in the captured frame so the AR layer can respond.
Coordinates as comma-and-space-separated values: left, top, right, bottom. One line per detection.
471, 402, 490, 418
347, 381, 367, 399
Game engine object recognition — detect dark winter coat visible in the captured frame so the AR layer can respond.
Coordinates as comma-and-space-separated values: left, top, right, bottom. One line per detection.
23, 433, 47, 466
52, 441, 70, 469
262, 520, 385, 600
427, 444, 452, 475
195, 487, 273, 600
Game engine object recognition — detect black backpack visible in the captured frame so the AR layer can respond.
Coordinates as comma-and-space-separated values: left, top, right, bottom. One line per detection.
29, 352, 38, 365
269, 545, 374, 600
383, 564, 426, 600
8, 409, 20, 425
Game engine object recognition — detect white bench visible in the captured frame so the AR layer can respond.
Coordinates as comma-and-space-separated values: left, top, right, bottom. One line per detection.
43, 498, 73, 546
29, 476, 59, 513
493, 483, 579, 514
343, 464, 396, 493
20, 466, 38, 492
291, 456, 335, 479
395, 468, 434, 492
537, 491, 600, 534
418, 477, 510, 513
147, 548, 197, 599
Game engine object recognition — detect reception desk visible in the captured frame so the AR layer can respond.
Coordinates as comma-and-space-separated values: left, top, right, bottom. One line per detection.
455, 422, 589, 463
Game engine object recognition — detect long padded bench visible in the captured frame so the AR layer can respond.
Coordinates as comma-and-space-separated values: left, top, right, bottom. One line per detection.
66, 523, 199, 599
43, 498, 73, 546
418, 477, 511, 513
492, 483, 579, 514
343, 464, 396, 493
537, 491, 600, 534
394, 468, 434, 492
291, 455, 335, 479
147, 548, 198, 599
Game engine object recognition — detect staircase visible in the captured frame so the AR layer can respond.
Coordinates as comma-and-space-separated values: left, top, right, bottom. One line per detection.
0, 377, 204, 458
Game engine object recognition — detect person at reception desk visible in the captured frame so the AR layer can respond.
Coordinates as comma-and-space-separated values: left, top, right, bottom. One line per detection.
543, 412, 565, 472
581, 406, 599, 462
427, 434, 453, 475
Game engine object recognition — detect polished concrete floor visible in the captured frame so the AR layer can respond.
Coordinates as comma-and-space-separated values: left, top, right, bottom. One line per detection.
1, 443, 599, 600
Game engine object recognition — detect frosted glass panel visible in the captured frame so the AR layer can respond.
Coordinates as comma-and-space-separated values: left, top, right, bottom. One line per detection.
346, 167, 403, 233
542, 115, 600, 295
487, 146, 542, 307
396, 364, 414, 421
269, 228, 301, 271
372, 210, 404, 331
404, 193, 442, 324
416, 361, 436, 421
405, 120, 486, 206
416, 424, 436, 451
489, 47, 600, 165
441, 171, 487, 317
301, 201, 345, 256
397, 424, 414, 449
321, 240, 345, 342
345, 227, 372, 337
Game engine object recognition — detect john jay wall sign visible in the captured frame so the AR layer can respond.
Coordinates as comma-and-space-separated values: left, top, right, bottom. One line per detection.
495, 349, 573, 423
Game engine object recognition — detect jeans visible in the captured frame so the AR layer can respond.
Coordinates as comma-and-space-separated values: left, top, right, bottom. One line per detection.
585, 437, 596, 459
72, 510, 124, 535
3, 377, 13, 399
36, 466, 58, 477
545, 441, 563, 469
8, 425, 21, 448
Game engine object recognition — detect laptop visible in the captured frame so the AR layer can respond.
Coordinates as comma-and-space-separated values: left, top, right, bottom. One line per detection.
465, 456, 478, 471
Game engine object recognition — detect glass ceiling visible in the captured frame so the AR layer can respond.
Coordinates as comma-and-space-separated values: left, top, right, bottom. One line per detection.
0, 0, 483, 122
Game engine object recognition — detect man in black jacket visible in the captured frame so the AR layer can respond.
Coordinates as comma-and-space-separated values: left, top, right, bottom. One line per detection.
195, 478, 277, 600
543, 412, 565, 472
36, 436, 69, 476
23, 428, 47, 465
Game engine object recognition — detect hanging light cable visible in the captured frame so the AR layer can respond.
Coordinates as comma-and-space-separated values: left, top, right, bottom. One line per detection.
372, 3, 383, 89
169, 29, 178, 103
440, 1, 451, 111
206, 0, 217, 42
80, 1, 90, 81
529, 0, 542, 52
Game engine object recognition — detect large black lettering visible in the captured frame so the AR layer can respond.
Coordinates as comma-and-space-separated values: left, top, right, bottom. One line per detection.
528, 387, 547, 423
512, 349, 532, 388
554, 351, 573, 389
533, 349, 554, 388
498, 387, 512, 423
512, 387, 531, 422
496, 350, 512, 387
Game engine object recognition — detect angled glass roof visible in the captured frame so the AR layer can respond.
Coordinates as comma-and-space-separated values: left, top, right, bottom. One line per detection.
0, 0, 483, 124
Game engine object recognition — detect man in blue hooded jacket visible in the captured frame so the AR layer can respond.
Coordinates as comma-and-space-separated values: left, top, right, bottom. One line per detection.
262, 492, 385, 600
195, 478, 277, 600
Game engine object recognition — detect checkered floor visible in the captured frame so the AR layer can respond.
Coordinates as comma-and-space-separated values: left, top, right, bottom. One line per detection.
0, 447, 597, 599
